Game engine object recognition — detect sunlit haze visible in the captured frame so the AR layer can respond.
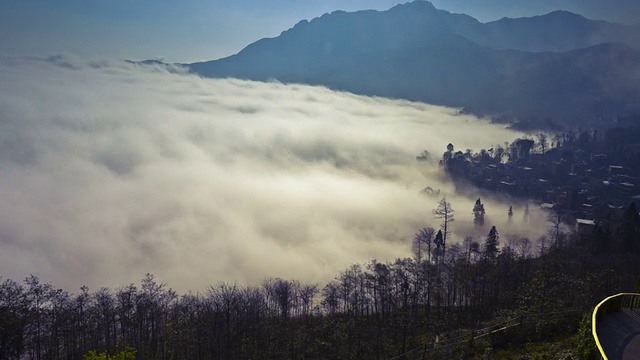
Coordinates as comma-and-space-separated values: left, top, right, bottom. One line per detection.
0, 56, 548, 291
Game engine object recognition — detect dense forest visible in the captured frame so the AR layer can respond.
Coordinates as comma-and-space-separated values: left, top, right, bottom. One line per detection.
2, 196, 640, 359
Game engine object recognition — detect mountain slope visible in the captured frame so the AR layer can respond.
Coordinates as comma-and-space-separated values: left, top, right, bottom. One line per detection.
469, 10, 640, 52
188, 1, 640, 128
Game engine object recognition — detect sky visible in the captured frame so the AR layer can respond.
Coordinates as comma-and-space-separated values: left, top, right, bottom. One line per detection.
1, 0, 639, 63
0, 56, 550, 291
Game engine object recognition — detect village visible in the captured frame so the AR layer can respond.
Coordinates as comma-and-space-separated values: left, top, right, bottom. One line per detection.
437, 122, 640, 235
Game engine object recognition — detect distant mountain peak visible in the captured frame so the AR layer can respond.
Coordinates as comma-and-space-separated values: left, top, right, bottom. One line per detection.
492, 9, 596, 26
187, 1, 640, 129
545, 9, 586, 18
538, 9, 592, 23
547, 9, 578, 16
389, 0, 437, 12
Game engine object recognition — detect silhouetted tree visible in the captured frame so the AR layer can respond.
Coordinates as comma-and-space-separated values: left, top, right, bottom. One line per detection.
0, 278, 26, 359
473, 198, 486, 226
442, 143, 454, 169
513, 237, 532, 259
462, 236, 477, 263
495, 146, 505, 162
434, 230, 444, 251
547, 210, 564, 248
484, 226, 500, 260
511, 138, 535, 160
433, 197, 454, 257
413, 227, 435, 263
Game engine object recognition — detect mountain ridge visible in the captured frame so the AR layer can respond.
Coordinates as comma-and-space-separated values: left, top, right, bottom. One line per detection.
186, 1, 640, 129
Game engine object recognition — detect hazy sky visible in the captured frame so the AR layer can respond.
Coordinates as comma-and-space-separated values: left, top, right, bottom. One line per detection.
1, 0, 639, 63
0, 56, 548, 291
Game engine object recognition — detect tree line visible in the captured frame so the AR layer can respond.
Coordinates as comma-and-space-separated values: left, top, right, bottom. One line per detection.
2, 198, 640, 359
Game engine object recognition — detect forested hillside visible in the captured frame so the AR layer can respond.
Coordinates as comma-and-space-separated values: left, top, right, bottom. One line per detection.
2, 208, 639, 359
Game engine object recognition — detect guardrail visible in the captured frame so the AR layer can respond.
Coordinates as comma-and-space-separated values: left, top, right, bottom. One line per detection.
592, 293, 640, 360
388, 308, 582, 360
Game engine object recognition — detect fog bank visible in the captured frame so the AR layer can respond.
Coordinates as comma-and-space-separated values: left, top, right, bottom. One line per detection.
0, 56, 540, 291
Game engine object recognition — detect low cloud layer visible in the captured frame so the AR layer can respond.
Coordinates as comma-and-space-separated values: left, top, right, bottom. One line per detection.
0, 56, 540, 291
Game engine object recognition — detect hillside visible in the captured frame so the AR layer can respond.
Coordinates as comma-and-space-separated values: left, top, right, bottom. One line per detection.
188, 1, 640, 129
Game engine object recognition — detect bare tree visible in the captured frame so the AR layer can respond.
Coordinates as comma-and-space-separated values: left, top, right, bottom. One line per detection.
547, 210, 564, 247
274, 279, 296, 318
298, 284, 318, 316
433, 197, 455, 258
413, 227, 435, 263
537, 235, 551, 256
462, 236, 478, 263
513, 237, 532, 258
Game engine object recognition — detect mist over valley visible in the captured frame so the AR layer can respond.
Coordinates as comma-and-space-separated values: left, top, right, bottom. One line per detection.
0, 56, 546, 292
2, 2, 640, 358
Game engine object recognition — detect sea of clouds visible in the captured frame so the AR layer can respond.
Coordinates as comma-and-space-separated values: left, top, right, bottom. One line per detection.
0, 56, 545, 292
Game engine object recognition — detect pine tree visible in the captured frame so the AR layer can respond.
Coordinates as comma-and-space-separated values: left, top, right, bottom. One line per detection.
473, 198, 485, 226
484, 226, 500, 260
434, 230, 444, 250
434, 230, 445, 263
